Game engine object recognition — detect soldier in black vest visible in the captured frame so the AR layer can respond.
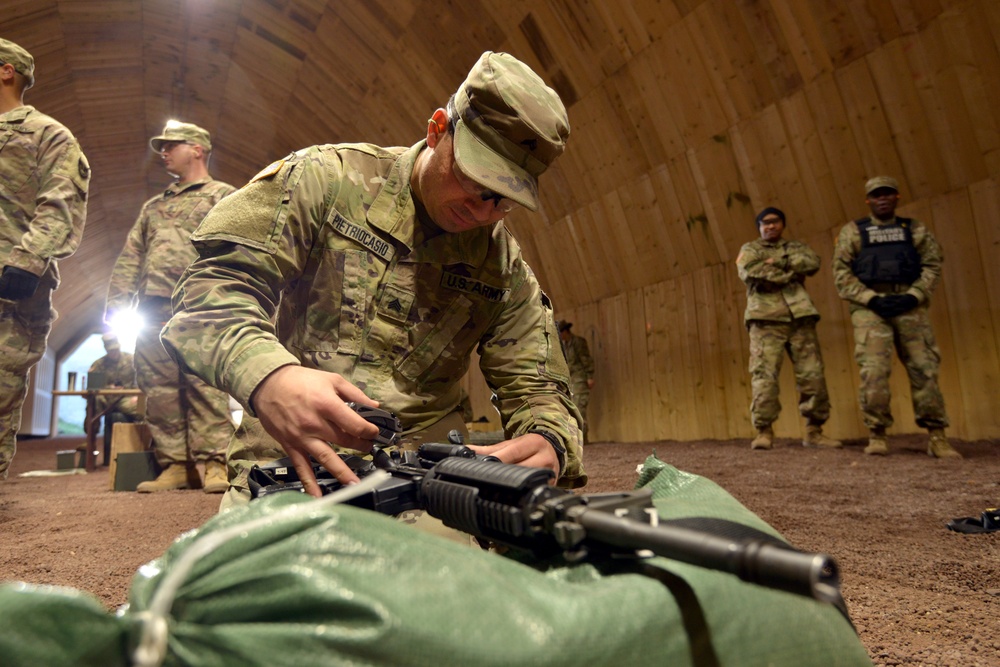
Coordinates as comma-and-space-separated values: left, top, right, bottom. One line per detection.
832, 176, 961, 459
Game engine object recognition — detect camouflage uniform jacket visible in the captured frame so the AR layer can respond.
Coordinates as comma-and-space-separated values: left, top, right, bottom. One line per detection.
832, 215, 942, 312
88, 351, 139, 415
562, 334, 594, 390
0, 105, 89, 287
162, 142, 586, 486
736, 238, 820, 322
106, 177, 236, 314
88, 352, 137, 388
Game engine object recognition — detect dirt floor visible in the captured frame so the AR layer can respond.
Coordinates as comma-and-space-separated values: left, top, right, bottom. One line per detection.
1, 433, 997, 666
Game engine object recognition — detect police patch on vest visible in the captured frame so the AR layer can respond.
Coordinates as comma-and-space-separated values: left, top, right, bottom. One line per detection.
330, 212, 395, 263
864, 226, 907, 244
441, 272, 510, 302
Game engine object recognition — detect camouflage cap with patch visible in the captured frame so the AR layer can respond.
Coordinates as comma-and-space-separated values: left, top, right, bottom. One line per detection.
864, 175, 899, 195
101, 333, 121, 351
451, 51, 570, 212
0, 38, 35, 89
150, 120, 212, 152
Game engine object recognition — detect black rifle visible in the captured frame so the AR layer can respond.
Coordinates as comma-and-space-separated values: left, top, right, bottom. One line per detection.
248, 406, 841, 605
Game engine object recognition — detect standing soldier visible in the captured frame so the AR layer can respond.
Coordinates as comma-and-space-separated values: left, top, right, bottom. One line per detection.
557, 321, 595, 442
833, 176, 960, 458
737, 207, 840, 451
0, 38, 90, 479
106, 121, 236, 492
87, 333, 141, 464
161, 51, 587, 507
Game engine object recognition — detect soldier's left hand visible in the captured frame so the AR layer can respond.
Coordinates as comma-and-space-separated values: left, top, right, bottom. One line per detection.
468, 433, 560, 482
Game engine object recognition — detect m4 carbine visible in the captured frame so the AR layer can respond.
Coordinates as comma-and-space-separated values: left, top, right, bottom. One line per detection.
248, 406, 841, 605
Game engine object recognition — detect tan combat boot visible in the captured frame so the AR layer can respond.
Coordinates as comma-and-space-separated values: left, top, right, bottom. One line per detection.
803, 423, 843, 449
864, 428, 888, 456
927, 429, 962, 459
203, 460, 229, 494
136, 464, 200, 493
751, 426, 773, 450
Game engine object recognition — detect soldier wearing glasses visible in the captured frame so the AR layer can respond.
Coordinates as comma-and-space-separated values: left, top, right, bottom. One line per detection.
162, 52, 587, 508
106, 121, 237, 493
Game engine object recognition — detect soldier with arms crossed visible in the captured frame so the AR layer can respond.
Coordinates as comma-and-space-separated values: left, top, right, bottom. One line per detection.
162, 52, 587, 508
737, 207, 840, 451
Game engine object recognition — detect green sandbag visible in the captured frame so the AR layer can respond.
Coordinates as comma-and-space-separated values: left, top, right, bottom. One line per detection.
0, 456, 872, 666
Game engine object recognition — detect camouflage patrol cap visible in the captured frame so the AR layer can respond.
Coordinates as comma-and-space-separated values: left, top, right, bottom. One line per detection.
451, 51, 570, 212
101, 333, 121, 351
864, 175, 899, 195
0, 38, 35, 89
149, 120, 212, 152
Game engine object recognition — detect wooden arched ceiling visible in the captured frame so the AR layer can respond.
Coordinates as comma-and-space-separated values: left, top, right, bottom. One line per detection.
8, 1, 1000, 440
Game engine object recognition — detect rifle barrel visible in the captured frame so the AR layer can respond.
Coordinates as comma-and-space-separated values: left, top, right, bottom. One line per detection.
571, 508, 841, 603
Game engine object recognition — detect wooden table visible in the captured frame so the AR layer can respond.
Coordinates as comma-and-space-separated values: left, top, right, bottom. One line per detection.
52, 389, 146, 472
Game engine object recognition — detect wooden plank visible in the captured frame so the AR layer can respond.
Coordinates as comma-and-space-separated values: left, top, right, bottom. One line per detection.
933, 2, 1000, 175
621, 47, 688, 159
833, 56, 908, 191
803, 72, 869, 216
716, 266, 753, 438
629, 167, 685, 284
778, 89, 849, 233
649, 18, 731, 148
807, 0, 880, 67
768, 0, 834, 83
687, 134, 754, 262
616, 174, 676, 286
804, 229, 866, 440
688, 0, 773, 125
727, 115, 780, 213
968, 177, 1000, 349
646, 277, 699, 438
656, 154, 721, 273
899, 22, 987, 189
931, 189, 1000, 437
864, 38, 950, 199
735, 0, 806, 97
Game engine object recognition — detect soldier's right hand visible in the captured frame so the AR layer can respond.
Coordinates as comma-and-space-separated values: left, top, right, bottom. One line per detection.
251, 366, 381, 497
0, 266, 40, 301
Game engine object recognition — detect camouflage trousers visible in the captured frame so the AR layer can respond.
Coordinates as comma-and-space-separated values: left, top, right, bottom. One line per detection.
570, 383, 590, 440
135, 321, 234, 469
850, 305, 948, 430
0, 292, 53, 479
747, 319, 831, 429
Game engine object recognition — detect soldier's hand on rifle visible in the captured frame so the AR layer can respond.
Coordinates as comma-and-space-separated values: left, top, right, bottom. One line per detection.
468, 432, 560, 482
251, 365, 380, 497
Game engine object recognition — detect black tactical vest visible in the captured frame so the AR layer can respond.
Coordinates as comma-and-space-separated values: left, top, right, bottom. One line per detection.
851, 217, 923, 286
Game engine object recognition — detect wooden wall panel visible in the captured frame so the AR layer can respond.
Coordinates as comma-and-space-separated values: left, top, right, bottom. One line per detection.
932, 190, 1000, 437
10, 0, 999, 442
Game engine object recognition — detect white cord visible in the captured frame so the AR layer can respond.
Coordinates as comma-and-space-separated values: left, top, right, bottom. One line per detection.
130, 471, 391, 667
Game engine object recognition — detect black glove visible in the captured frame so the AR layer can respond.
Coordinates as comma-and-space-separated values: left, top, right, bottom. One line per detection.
867, 295, 890, 318
870, 294, 920, 318
0, 266, 41, 301
890, 294, 919, 315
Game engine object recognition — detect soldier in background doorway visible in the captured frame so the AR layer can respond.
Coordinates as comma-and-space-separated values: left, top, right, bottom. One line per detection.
832, 176, 961, 459
558, 321, 595, 443
736, 207, 841, 451
87, 333, 141, 464
0, 38, 90, 479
